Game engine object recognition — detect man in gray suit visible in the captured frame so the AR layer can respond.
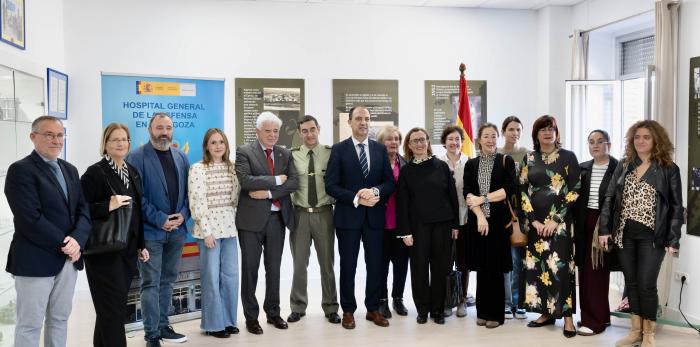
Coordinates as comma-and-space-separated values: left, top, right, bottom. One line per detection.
235, 111, 299, 335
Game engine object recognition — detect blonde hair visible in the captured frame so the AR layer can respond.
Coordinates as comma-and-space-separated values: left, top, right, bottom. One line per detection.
376, 125, 402, 144
623, 120, 674, 167
99, 123, 130, 155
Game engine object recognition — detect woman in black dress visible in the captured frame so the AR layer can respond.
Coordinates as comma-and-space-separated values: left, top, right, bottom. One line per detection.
464, 123, 515, 329
397, 127, 459, 325
520, 115, 580, 338
81, 123, 150, 347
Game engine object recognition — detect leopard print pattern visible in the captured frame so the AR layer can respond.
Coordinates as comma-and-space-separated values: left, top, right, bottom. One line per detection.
614, 171, 656, 248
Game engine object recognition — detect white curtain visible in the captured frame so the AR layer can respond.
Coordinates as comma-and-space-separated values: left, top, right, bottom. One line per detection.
569, 30, 589, 156
654, 0, 680, 316
571, 29, 589, 80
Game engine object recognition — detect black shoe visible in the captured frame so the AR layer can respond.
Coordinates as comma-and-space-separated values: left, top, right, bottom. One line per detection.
392, 297, 408, 316
225, 326, 239, 334
563, 328, 577, 338
246, 320, 264, 335
205, 330, 230, 338
145, 337, 161, 347
325, 312, 341, 324
160, 326, 187, 343
416, 314, 428, 324
527, 317, 556, 328
378, 299, 392, 319
287, 312, 305, 323
431, 312, 445, 325
267, 316, 288, 329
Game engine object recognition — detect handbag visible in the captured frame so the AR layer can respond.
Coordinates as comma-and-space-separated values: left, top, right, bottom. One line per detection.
503, 155, 527, 247
83, 167, 132, 255
591, 216, 621, 271
444, 239, 464, 309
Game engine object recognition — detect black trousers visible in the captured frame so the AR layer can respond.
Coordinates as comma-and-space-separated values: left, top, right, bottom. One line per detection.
337, 221, 384, 313
85, 253, 136, 347
239, 213, 286, 321
476, 269, 505, 324
617, 220, 665, 321
381, 228, 410, 300
408, 221, 452, 316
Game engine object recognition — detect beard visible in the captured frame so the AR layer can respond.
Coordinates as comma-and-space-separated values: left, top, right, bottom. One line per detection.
150, 134, 172, 151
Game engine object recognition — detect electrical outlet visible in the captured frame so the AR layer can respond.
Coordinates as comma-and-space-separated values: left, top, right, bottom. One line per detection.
674, 271, 689, 283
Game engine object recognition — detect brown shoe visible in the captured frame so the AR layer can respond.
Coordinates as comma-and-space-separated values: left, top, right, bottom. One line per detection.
342, 312, 356, 329
365, 311, 390, 327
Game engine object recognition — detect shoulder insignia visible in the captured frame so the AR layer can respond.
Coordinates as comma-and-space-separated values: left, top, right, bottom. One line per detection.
290, 147, 300, 151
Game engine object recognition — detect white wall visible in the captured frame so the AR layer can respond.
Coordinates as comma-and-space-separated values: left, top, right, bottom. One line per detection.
669, 0, 700, 323
62, 0, 541, 172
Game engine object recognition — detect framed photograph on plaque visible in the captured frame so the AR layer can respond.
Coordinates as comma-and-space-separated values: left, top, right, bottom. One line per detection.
0, 0, 25, 49
47, 68, 68, 119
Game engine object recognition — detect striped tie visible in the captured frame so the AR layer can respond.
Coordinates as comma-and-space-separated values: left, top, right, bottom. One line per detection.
358, 143, 368, 178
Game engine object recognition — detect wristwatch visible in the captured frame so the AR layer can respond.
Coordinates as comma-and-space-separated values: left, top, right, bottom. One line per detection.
372, 187, 380, 197
482, 195, 489, 204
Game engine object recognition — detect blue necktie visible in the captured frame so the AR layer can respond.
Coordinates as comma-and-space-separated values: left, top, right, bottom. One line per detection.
47, 160, 68, 200
358, 143, 368, 178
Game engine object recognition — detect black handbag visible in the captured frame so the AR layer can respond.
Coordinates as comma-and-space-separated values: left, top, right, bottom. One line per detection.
83, 168, 132, 255
444, 239, 464, 309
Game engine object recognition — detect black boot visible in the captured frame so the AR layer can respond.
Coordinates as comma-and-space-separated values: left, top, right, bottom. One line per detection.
392, 297, 408, 316
378, 298, 392, 319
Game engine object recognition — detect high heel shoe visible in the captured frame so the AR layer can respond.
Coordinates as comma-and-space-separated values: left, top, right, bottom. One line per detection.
563, 328, 577, 338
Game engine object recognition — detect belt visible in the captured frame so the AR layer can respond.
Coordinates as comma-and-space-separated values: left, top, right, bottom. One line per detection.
294, 204, 332, 213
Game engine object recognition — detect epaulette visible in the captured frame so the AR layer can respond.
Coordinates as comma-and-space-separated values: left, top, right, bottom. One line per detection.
290, 147, 301, 151
324, 145, 332, 149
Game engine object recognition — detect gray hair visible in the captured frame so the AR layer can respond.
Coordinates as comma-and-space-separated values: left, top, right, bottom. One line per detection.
256, 111, 282, 129
376, 125, 402, 144
31, 115, 63, 133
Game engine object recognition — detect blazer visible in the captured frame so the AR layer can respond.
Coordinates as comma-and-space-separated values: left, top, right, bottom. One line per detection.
325, 137, 395, 230
4, 151, 91, 276
599, 157, 684, 250
572, 157, 618, 266
80, 158, 146, 270
235, 142, 298, 232
126, 142, 190, 240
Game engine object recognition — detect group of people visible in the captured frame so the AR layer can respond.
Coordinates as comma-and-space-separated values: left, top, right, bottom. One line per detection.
4, 107, 682, 347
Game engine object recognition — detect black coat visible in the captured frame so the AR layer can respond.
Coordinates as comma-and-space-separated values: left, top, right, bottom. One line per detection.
599, 157, 684, 250
4, 151, 92, 276
573, 157, 618, 266
463, 153, 515, 273
80, 158, 145, 274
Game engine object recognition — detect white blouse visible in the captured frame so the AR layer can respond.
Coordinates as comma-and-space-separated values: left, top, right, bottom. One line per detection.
188, 161, 240, 239
438, 153, 469, 225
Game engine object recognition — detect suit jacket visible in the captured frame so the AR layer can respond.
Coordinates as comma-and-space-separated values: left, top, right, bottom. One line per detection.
235, 142, 299, 232
325, 137, 395, 230
572, 157, 618, 266
126, 142, 190, 240
80, 158, 146, 273
4, 151, 92, 276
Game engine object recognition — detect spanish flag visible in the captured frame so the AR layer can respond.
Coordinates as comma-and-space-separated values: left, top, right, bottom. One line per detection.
457, 63, 475, 157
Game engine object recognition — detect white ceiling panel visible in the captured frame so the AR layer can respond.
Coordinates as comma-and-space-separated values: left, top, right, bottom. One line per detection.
233, 0, 586, 9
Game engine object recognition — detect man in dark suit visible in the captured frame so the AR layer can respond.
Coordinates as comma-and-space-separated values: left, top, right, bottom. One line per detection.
127, 113, 190, 347
235, 111, 299, 335
325, 106, 395, 329
4, 115, 91, 346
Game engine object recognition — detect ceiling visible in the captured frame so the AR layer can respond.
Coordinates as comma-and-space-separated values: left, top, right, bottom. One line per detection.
243, 0, 586, 10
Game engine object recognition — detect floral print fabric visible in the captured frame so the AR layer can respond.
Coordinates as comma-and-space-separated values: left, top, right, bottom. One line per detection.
520, 148, 581, 318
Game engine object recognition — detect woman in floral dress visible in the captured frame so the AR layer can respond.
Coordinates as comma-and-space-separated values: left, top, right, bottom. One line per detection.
519, 115, 581, 338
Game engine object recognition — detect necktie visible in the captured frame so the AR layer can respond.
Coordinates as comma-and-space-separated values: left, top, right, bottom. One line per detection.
358, 143, 368, 178
47, 160, 68, 200
308, 150, 318, 208
265, 148, 281, 208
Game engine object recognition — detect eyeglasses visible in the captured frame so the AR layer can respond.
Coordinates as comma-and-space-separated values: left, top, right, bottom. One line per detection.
410, 138, 427, 145
588, 140, 609, 146
108, 138, 131, 144
34, 132, 65, 141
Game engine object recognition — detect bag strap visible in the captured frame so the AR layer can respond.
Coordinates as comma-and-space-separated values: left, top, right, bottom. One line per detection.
96, 164, 118, 196
502, 154, 518, 224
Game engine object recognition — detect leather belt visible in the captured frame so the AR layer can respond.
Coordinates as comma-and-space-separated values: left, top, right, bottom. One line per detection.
294, 205, 332, 213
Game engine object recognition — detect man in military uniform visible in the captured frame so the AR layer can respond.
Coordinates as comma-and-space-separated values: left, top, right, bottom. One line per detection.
287, 115, 341, 324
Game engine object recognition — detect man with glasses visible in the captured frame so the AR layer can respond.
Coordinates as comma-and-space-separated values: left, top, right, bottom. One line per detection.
325, 106, 395, 329
5, 115, 91, 346
127, 113, 190, 347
